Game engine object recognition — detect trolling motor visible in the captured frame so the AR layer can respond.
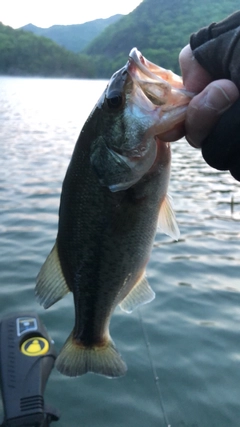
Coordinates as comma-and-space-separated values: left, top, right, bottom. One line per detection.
0, 313, 60, 426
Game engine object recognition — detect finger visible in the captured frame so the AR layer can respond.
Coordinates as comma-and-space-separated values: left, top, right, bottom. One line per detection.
185, 80, 239, 148
179, 45, 213, 93
159, 122, 185, 142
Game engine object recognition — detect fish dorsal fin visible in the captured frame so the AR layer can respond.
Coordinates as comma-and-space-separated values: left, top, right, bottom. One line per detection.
158, 194, 180, 240
119, 274, 155, 313
35, 243, 70, 309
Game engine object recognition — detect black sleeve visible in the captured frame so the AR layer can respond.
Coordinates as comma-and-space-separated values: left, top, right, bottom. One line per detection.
189, 11, 240, 181
190, 11, 240, 89
201, 99, 240, 181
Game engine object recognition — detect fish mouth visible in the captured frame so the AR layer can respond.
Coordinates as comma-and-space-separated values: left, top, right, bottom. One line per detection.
126, 47, 193, 104
127, 47, 183, 88
126, 48, 193, 136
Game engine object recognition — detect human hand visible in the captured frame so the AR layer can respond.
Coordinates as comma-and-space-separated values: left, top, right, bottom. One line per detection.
178, 11, 240, 181
161, 10, 240, 180
159, 45, 239, 146
179, 44, 239, 149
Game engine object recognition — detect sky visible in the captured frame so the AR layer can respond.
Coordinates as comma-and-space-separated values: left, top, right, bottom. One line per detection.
1, 0, 143, 29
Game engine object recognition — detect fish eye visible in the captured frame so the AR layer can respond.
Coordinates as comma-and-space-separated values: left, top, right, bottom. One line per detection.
106, 95, 123, 109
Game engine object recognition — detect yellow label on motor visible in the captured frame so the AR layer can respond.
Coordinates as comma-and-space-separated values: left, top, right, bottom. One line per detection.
21, 337, 49, 356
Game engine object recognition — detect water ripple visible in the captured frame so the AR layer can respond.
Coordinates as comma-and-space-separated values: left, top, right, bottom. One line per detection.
0, 77, 240, 426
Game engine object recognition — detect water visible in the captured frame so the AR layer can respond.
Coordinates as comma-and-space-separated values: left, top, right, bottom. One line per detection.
0, 76, 240, 427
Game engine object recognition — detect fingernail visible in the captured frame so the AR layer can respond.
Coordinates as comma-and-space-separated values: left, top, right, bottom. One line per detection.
204, 84, 231, 114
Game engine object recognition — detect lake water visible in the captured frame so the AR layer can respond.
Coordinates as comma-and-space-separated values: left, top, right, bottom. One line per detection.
0, 76, 240, 427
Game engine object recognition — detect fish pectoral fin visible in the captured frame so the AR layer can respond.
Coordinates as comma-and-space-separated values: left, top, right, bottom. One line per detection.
119, 274, 155, 313
56, 331, 127, 378
158, 194, 180, 240
35, 243, 70, 309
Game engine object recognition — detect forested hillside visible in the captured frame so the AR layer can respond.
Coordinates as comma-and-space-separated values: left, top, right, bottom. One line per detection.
1, 0, 240, 78
0, 23, 95, 77
21, 15, 122, 53
85, 0, 240, 76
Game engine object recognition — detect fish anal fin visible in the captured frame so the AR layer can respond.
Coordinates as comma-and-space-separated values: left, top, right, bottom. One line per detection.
56, 331, 127, 378
158, 194, 180, 240
119, 273, 155, 313
35, 243, 70, 309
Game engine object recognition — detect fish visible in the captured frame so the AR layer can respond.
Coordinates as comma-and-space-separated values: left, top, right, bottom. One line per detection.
35, 48, 192, 378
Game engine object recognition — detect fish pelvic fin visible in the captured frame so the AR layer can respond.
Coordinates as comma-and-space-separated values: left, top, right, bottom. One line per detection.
158, 194, 180, 240
56, 332, 127, 378
119, 273, 155, 313
35, 243, 70, 309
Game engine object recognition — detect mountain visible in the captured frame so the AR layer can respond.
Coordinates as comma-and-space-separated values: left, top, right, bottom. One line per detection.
0, 22, 95, 77
84, 0, 240, 76
1, 0, 240, 79
20, 15, 122, 53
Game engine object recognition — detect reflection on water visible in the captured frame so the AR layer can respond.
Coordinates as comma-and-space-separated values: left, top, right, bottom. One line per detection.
0, 76, 240, 427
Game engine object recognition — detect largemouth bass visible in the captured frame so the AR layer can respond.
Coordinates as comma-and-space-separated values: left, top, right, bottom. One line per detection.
36, 48, 192, 378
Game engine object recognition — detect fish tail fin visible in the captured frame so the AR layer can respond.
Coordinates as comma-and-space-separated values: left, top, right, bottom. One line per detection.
35, 243, 70, 309
55, 331, 127, 378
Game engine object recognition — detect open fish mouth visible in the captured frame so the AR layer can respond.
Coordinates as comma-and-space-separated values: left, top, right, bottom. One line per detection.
128, 47, 184, 88
126, 47, 193, 110
125, 48, 195, 154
